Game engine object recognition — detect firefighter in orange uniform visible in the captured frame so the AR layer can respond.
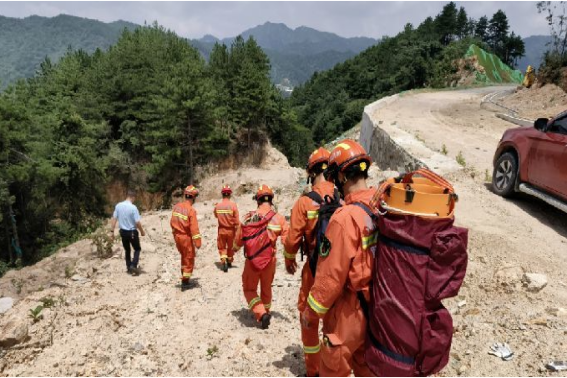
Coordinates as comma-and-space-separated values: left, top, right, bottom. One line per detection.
302, 140, 378, 376
234, 185, 289, 329
214, 185, 239, 272
170, 185, 202, 291
283, 147, 334, 377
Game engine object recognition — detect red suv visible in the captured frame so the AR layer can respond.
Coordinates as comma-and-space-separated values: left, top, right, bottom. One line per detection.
492, 111, 567, 211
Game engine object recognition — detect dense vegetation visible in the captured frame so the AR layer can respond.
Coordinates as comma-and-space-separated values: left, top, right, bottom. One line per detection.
0, 24, 313, 273
0, 16, 376, 89
536, 2, 567, 89
290, 3, 525, 144
0, 14, 136, 88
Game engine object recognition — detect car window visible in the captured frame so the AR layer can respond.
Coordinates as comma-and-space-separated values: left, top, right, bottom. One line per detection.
550, 115, 567, 135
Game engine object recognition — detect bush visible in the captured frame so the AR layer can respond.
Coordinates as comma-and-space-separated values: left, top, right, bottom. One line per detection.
90, 228, 115, 259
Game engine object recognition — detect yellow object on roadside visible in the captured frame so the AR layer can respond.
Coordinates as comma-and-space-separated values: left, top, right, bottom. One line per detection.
522, 65, 536, 88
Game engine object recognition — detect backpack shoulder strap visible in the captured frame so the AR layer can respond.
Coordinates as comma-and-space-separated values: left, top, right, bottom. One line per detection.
305, 191, 324, 204
264, 210, 277, 223
353, 202, 378, 221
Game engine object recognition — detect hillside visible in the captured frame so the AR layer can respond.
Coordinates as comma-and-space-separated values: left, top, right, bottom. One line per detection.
0, 14, 137, 88
192, 22, 377, 85
0, 16, 377, 88
517, 35, 552, 70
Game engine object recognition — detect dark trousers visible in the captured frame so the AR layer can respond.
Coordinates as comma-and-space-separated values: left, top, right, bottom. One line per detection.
119, 229, 141, 269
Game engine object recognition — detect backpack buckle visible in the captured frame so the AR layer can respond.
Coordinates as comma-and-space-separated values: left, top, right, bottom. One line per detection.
405, 185, 415, 203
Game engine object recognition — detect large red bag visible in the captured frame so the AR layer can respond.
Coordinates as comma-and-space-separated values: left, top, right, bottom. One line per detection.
241, 211, 276, 271
364, 169, 468, 377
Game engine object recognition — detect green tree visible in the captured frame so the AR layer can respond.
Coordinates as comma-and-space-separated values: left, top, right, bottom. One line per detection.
475, 16, 489, 42
435, 2, 459, 45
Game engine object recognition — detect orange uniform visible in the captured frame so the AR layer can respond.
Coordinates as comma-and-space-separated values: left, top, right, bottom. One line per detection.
213, 198, 239, 263
235, 202, 289, 321
170, 200, 202, 281
305, 187, 378, 377
283, 180, 335, 376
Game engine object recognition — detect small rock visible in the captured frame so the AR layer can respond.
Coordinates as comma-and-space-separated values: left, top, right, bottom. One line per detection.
546, 307, 567, 318
0, 318, 28, 347
528, 317, 548, 326
458, 365, 468, 375
0, 297, 14, 314
523, 273, 548, 292
71, 274, 87, 282
465, 349, 472, 355
132, 342, 145, 352
458, 300, 467, 308
495, 266, 524, 286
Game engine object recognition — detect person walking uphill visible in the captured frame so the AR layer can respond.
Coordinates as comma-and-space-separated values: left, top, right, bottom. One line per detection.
110, 190, 146, 275
302, 140, 378, 377
214, 185, 239, 272
234, 185, 289, 329
170, 185, 202, 291
283, 147, 335, 377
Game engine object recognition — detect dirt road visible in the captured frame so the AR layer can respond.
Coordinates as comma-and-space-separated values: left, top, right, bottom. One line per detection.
1, 88, 567, 377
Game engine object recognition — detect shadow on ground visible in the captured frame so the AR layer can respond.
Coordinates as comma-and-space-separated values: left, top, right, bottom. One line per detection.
483, 183, 567, 239
174, 278, 202, 289
231, 308, 258, 328
272, 344, 304, 376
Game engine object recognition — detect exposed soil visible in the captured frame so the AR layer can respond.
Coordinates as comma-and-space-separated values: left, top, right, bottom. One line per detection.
497, 83, 567, 120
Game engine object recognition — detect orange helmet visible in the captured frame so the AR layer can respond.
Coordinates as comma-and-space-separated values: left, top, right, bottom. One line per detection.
307, 147, 331, 171
327, 139, 372, 175
221, 185, 232, 195
255, 184, 274, 201
184, 185, 199, 198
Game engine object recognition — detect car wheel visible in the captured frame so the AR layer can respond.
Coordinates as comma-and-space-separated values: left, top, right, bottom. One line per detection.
492, 152, 518, 197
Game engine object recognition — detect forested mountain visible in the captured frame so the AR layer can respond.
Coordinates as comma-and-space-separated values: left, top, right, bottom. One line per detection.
517, 35, 552, 70
0, 15, 376, 87
291, 3, 526, 143
0, 14, 136, 87
192, 22, 377, 85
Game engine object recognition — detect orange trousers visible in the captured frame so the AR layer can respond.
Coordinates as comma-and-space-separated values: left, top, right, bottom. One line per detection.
174, 234, 195, 282
320, 290, 374, 377
217, 228, 236, 263
299, 263, 321, 377
242, 256, 276, 321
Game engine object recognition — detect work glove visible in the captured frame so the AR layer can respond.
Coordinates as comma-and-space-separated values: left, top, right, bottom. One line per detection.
285, 258, 298, 275
488, 342, 514, 361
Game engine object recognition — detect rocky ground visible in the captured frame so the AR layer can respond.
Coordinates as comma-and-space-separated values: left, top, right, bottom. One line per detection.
1, 87, 567, 377
496, 83, 567, 120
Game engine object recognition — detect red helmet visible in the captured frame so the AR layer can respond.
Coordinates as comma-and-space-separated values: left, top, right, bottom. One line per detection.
255, 184, 274, 201
221, 185, 232, 195
327, 140, 372, 175
307, 147, 331, 171
184, 185, 199, 198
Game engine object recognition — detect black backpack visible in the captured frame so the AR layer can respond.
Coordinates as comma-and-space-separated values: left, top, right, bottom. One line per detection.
303, 188, 341, 277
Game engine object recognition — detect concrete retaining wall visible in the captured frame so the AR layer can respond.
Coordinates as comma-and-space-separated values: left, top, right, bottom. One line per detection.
360, 94, 462, 175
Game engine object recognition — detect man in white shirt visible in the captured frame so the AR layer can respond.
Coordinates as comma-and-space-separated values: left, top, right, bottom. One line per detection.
110, 190, 146, 275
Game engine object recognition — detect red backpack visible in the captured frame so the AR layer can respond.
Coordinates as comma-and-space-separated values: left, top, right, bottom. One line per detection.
241, 210, 276, 271
361, 169, 468, 376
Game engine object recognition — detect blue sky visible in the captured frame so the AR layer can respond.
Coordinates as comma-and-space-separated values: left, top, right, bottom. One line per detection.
0, 2, 548, 39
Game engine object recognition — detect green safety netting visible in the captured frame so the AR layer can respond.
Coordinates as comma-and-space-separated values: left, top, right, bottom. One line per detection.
465, 44, 523, 84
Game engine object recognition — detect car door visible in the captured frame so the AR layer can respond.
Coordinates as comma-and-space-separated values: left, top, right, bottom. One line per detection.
527, 114, 567, 199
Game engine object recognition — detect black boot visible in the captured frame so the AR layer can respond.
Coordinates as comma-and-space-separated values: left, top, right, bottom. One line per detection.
222, 261, 228, 272
260, 313, 271, 329
227, 261, 232, 268
181, 280, 191, 292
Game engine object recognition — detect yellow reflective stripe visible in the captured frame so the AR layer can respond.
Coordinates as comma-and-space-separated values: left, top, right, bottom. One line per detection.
307, 210, 319, 220
303, 344, 321, 354
336, 142, 351, 150
220, 254, 228, 259
283, 250, 296, 260
182, 272, 192, 278
173, 212, 188, 221
216, 210, 234, 214
267, 224, 281, 231
362, 231, 379, 250
307, 293, 328, 315
248, 297, 261, 309
265, 303, 271, 309
192, 234, 201, 240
